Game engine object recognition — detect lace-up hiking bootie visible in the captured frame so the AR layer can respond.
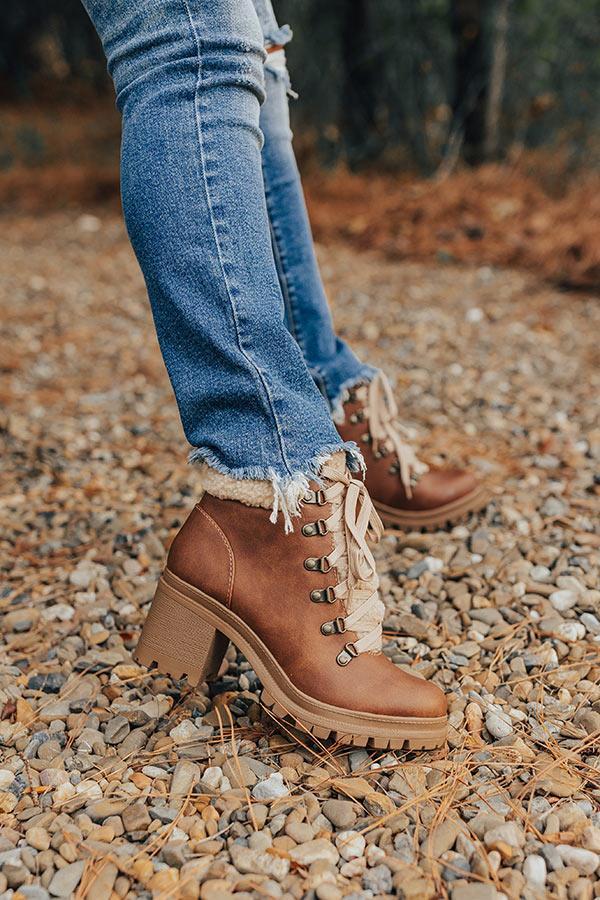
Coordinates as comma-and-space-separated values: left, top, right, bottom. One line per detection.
337, 372, 490, 530
134, 459, 447, 750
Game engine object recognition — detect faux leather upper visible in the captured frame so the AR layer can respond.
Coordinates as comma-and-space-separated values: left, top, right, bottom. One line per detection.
167, 492, 447, 719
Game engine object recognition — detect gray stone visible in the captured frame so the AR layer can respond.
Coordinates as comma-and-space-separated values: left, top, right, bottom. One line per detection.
170, 760, 200, 804
222, 757, 257, 789
104, 715, 130, 745
549, 590, 578, 612
85, 861, 118, 900
289, 839, 339, 866
362, 864, 393, 894
161, 841, 189, 868
229, 844, 290, 882
522, 854, 547, 888
251, 773, 288, 801
556, 845, 599, 875
406, 560, 429, 579
348, 750, 370, 772
149, 805, 178, 824
427, 819, 466, 856
484, 822, 525, 849
581, 613, 600, 635
15, 888, 50, 900
322, 799, 357, 829
393, 832, 415, 864
485, 709, 514, 739
48, 860, 85, 897
244, 758, 277, 779
442, 852, 471, 882
540, 844, 564, 871
335, 830, 365, 861
85, 798, 129, 822
121, 801, 151, 832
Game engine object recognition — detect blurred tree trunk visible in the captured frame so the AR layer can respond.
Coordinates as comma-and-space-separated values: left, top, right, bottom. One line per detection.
338, 0, 378, 165
484, 0, 510, 159
451, 0, 488, 165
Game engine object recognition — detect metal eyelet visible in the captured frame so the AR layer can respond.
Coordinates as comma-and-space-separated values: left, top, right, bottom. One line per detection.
321, 616, 346, 636
304, 556, 331, 573
310, 586, 336, 604
336, 642, 359, 667
389, 463, 399, 475
303, 489, 326, 505
361, 433, 370, 443
302, 519, 328, 537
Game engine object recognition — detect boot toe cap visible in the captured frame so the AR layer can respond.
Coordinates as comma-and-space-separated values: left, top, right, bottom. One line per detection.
385, 662, 448, 720
414, 679, 448, 719
410, 467, 481, 510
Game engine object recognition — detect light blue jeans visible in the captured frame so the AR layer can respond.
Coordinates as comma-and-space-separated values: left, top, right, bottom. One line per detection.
252, 0, 376, 414
81, 0, 371, 522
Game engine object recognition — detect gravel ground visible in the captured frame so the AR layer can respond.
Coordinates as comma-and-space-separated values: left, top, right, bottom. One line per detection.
1, 211, 599, 900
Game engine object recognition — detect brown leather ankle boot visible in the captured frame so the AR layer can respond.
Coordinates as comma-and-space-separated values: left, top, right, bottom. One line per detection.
336, 372, 490, 530
134, 459, 447, 750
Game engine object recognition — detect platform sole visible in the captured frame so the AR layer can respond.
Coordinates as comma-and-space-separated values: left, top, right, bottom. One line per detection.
375, 484, 491, 531
134, 569, 447, 751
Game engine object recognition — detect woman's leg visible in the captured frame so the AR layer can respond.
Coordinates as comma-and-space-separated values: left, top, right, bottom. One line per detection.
251, 0, 376, 416
81, 0, 358, 527
83, 0, 448, 747
252, 0, 489, 528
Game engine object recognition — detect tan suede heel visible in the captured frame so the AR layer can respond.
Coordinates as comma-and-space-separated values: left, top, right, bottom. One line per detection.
134, 578, 229, 684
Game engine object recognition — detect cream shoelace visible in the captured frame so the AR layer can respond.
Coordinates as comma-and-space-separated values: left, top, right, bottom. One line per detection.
363, 371, 429, 498
316, 464, 385, 657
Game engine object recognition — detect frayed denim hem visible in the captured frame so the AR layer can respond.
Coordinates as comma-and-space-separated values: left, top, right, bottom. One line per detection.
262, 23, 292, 51
331, 366, 380, 424
264, 49, 298, 99
188, 440, 364, 533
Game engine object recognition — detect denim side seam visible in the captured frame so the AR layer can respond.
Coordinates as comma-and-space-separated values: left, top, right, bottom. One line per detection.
308, 365, 331, 407
265, 192, 307, 355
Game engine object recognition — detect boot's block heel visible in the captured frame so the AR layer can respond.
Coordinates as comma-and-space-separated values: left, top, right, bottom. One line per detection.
134, 575, 229, 686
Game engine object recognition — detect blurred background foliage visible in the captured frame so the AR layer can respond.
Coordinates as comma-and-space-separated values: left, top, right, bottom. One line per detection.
1, 0, 599, 173
1, 1, 599, 289
279, 0, 600, 172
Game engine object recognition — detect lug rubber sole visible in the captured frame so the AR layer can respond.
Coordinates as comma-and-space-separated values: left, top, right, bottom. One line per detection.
375, 484, 491, 531
133, 569, 447, 751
